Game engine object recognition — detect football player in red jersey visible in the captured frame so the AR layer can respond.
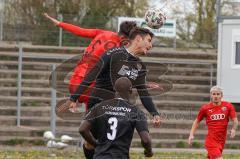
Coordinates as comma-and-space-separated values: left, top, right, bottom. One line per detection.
44, 13, 136, 110
188, 86, 238, 159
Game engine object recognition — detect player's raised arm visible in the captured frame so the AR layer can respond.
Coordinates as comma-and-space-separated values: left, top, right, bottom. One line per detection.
136, 84, 161, 127
188, 119, 200, 145
44, 13, 104, 38
43, 13, 60, 26
70, 52, 110, 103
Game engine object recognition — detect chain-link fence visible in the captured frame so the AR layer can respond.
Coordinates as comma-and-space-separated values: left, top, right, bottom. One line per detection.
1, 13, 118, 47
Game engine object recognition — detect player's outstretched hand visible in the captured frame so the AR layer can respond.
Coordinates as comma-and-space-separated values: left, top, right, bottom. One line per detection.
56, 99, 76, 113
66, 100, 77, 112
43, 13, 60, 26
146, 82, 164, 91
188, 134, 194, 145
230, 129, 236, 138
152, 115, 161, 127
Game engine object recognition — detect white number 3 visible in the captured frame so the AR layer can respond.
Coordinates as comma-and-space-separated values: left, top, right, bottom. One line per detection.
107, 117, 118, 140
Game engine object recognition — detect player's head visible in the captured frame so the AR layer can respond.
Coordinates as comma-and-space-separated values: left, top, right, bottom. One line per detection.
119, 21, 137, 38
128, 27, 154, 55
210, 86, 223, 105
114, 77, 132, 99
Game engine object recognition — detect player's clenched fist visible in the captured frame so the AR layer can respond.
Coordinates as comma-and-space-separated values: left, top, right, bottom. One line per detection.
152, 115, 161, 127
230, 129, 236, 138
188, 134, 194, 145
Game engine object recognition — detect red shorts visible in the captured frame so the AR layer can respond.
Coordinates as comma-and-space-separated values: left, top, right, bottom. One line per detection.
206, 141, 224, 159
68, 78, 95, 110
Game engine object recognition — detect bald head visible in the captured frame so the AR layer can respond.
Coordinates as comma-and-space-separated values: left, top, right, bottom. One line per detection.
114, 77, 132, 95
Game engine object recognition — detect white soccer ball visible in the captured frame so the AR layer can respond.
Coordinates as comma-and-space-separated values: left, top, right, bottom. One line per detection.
56, 142, 68, 149
145, 8, 166, 29
61, 135, 73, 143
43, 131, 55, 141
47, 140, 57, 148
46, 140, 68, 149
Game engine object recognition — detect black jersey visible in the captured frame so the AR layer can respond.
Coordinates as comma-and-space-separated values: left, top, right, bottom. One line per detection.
71, 47, 159, 116
94, 47, 146, 90
84, 98, 148, 159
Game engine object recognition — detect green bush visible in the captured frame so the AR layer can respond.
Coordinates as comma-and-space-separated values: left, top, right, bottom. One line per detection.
176, 141, 188, 148
192, 141, 203, 148
3, 138, 25, 145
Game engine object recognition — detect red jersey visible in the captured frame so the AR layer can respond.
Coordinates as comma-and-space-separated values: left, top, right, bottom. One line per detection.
197, 101, 236, 145
58, 22, 123, 85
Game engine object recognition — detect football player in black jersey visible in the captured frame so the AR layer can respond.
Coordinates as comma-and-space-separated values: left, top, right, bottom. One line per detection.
79, 77, 153, 159
68, 27, 161, 125
65, 27, 160, 159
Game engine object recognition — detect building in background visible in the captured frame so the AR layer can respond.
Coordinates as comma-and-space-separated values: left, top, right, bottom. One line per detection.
217, 0, 240, 108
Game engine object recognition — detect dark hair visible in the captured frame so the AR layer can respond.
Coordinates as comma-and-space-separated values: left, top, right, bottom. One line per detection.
119, 21, 137, 37
128, 27, 154, 40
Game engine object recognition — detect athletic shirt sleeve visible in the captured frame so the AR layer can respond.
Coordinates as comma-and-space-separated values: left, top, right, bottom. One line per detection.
84, 107, 96, 126
197, 106, 206, 122
84, 103, 104, 125
70, 52, 111, 102
135, 109, 149, 133
58, 22, 105, 38
228, 103, 237, 119
110, 52, 159, 116
135, 64, 159, 116
136, 84, 159, 116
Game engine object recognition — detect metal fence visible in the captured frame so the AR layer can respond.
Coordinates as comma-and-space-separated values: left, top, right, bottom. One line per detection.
16, 46, 216, 135
16, 46, 65, 134
0, 11, 115, 47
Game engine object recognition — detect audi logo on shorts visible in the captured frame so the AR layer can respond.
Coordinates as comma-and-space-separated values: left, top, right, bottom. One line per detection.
210, 114, 225, 120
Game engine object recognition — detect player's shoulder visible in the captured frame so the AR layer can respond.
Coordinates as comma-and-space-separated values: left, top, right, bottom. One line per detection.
131, 106, 147, 121
99, 98, 116, 105
135, 106, 145, 114
221, 101, 231, 105
90, 99, 117, 111
221, 101, 234, 108
106, 47, 126, 56
86, 99, 116, 118
113, 99, 140, 113
200, 102, 212, 110
98, 30, 116, 35
102, 30, 117, 35
96, 30, 118, 40
122, 100, 144, 114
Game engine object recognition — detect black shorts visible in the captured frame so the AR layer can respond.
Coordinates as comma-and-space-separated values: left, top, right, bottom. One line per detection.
87, 88, 115, 109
